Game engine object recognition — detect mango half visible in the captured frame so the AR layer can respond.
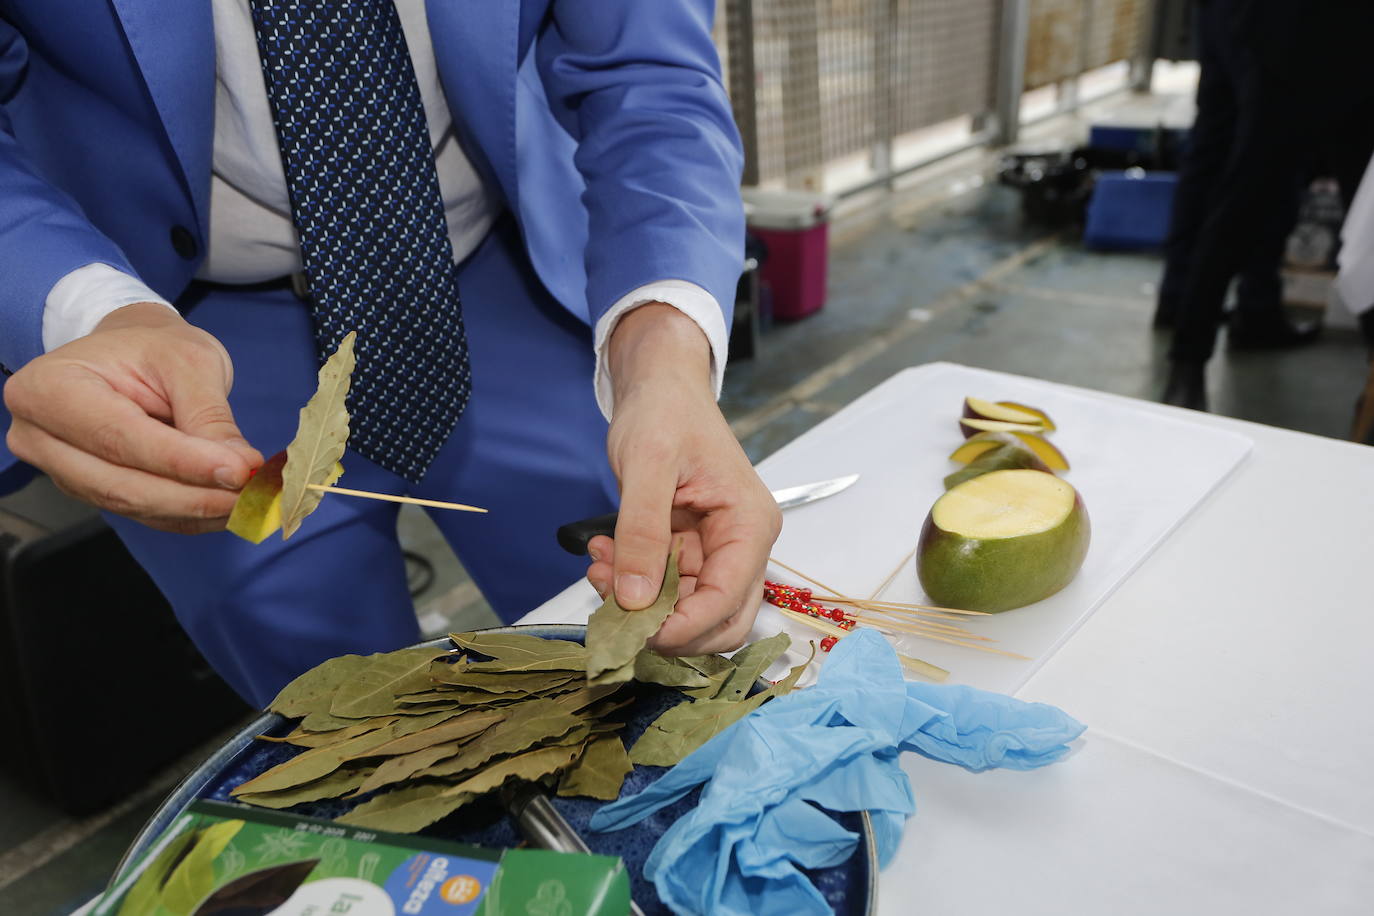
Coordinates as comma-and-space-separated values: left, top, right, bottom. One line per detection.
917, 469, 1090, 612
226, 451, 288, 544
225, 450, 343, 543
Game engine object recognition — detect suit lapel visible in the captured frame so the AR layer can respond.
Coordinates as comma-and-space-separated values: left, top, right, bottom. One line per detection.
425, 0, 520, 210
108, 0, 216, 234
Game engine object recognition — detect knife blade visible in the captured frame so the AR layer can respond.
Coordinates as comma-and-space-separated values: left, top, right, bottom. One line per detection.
555, 473, 859, 555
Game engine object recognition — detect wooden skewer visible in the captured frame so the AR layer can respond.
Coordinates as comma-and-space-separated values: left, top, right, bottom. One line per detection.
845, 611, 985, 640
772, 606, 949, 682
769, 556, 989, 616
306, 484, 488, 514
869, 546, 917, 601
821, 596, 990, 617
825, 599, 984, 623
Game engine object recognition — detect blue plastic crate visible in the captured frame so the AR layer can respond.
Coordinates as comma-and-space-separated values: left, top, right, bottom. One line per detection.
1083, 170, 1178, 251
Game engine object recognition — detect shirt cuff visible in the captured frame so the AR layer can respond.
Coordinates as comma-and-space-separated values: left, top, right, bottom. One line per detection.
42, 263, 177, 352
592, 279, 729, 419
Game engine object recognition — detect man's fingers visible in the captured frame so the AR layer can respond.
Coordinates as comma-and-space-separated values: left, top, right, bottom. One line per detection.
652, 573, 762, 656
651, 521, 769, 653
165, 366, 263, 480
611, 458, 678, 610
12, 424, 238, 531
17, 371, 254, 489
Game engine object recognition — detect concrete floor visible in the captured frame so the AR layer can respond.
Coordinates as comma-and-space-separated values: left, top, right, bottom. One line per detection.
2, 77, 1369, 915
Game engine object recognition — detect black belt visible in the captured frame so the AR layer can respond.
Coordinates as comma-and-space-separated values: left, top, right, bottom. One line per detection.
190, 272, 312, 302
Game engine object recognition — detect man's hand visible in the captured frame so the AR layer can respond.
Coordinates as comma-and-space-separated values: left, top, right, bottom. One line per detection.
586, 303, 780, 656
4, 302, 262, 533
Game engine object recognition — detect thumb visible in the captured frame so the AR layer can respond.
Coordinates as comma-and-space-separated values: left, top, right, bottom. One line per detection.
167, 367, 262, 484
612, 459, 677, 610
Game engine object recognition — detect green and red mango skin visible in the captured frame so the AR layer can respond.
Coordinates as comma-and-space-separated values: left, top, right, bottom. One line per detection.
917, 484, 1091, 613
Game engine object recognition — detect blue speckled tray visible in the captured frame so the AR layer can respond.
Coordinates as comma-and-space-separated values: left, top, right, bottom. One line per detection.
111, 625, 878, 914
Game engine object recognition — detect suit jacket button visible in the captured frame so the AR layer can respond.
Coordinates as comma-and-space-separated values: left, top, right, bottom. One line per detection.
170, 225, 198, 260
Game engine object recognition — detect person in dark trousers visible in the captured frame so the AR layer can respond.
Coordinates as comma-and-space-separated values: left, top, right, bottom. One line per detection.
1160, 0, 1374, 410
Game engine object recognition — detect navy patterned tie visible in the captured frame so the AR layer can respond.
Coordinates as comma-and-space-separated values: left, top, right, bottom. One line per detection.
248, 0, 471, 482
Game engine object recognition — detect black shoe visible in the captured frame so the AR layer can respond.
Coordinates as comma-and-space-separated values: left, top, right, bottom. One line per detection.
1227, 313, 1321, 350
1161, 360, 1208, 411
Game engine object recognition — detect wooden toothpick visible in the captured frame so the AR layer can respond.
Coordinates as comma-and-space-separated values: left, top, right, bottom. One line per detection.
306, 484, 488, 513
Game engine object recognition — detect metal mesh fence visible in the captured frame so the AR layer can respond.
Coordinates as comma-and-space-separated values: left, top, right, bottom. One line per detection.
716, 0, 1155, 191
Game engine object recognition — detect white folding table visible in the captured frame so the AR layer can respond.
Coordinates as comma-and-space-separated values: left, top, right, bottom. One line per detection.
518, 363, 1374, 915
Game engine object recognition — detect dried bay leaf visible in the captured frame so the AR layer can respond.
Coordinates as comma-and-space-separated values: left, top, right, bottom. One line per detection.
440, 743, 582, 799
551, 683, 626, 714
417, 700, 586, 780
330, 647, 453, 718
587, 656, 636, 686
257, 717, 397, 748
719, 632, 792, 702
269, 653, 368, 719
336, 783, 475, 833
235, 766, 376, 809
632, 651, 711, 690
280, 331, 355, 540
351, 740, 466, 797
629, 645, 814, 767
429, 666, 577, 696
450, 632, 586, 669
557, 735, 633, 801
299, 709, 369, 733
585, 548, 680, 682
680, 667, 732, 700
230, 723, 398, 796
360, 709, 503, 759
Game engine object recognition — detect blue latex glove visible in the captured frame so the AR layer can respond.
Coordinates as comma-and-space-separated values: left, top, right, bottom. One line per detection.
591, 630, 1086, 915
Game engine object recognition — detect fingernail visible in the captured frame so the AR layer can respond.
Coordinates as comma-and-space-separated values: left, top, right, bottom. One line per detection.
588, 547, 602, 562
590, 579, 609, 599
214, 466, 241, 489
616, 574, 654, 608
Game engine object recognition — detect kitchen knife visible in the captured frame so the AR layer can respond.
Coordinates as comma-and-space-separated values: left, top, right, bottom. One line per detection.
555, 473, 860, 555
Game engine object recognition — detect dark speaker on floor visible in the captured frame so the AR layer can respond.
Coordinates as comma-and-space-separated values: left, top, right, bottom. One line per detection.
0, 486, 248, 815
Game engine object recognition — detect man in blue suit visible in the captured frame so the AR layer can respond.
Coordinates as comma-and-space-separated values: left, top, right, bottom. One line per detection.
0, 1, 778, 708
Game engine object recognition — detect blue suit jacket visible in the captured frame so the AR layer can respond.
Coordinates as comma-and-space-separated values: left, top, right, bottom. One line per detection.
0, 0, 743, 487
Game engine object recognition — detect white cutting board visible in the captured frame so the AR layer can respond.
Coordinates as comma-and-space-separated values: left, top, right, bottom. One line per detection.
753, 362, 1253, 694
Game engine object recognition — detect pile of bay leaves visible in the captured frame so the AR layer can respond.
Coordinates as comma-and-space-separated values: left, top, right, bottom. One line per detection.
230, 563, 809, 834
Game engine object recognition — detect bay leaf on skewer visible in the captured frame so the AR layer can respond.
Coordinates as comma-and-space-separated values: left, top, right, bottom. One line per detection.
336, 783, 474, 833
330, 647, 454, 718
629, 646, 813, 767
439, 743, 583, 799
280, 331, 356, 539
557, 735, 633, 801
585, 548, 681, 682
718, 632, 792, 702
234, 766, 377, 809
230, 723, 399, 796
449, 632, 587, 669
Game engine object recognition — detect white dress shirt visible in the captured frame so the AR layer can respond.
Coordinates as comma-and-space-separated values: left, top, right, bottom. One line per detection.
42, 0, 727, 417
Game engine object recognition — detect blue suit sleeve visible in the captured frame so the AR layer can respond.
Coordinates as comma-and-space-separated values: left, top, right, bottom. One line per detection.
535, 0, 744, 329
0, 21, 139, 370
